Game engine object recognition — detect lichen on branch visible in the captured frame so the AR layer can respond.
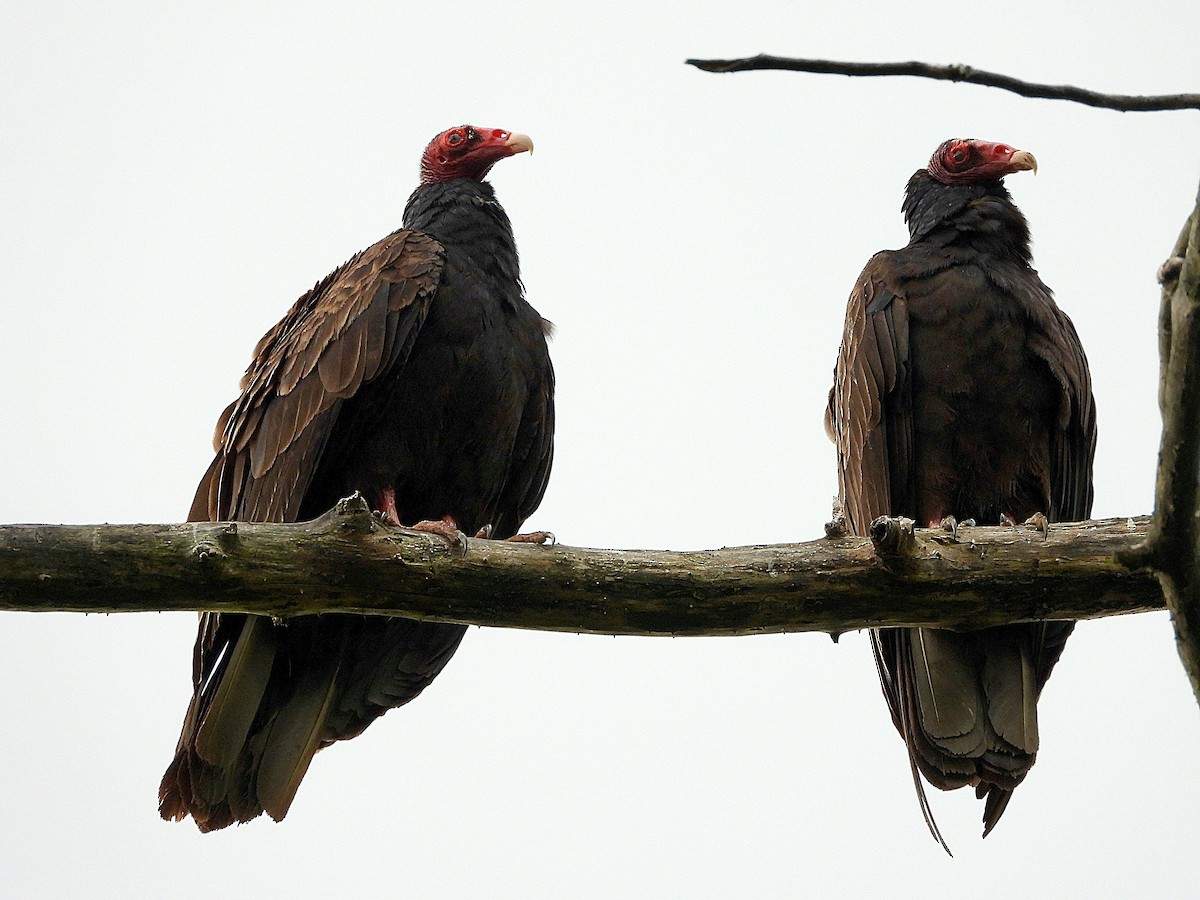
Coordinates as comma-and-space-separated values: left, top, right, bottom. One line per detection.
0, 496, 1163, 636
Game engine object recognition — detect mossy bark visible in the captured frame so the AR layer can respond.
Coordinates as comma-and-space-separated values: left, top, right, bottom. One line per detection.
0, 495, 1161, 636
1122, 182, 1200, 706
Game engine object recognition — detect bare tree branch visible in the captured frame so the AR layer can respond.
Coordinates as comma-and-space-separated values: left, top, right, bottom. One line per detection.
1121, 181, 1200, 704
685, 55, 1200, 112
0, 494, 1161, 635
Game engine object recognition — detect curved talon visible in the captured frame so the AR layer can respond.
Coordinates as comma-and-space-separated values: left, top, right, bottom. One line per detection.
1000, 513, 1018, 527
474, 524, 494, 539
1023, 512, 1050, 539
938, 515, 959, 540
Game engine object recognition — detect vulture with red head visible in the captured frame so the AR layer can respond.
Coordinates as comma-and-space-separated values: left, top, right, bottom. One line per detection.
159, 125, 554, 831
826, 139, 1096, 849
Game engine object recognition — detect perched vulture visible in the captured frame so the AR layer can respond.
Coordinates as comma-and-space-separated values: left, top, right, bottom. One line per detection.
825, 139, 1096, 849
159, 125, 554, 831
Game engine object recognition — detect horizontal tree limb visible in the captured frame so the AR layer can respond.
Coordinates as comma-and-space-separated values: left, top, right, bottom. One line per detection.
0, 495, 1162, 636
684, 55, 1200, 112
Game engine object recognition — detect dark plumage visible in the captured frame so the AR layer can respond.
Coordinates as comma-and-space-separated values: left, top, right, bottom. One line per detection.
825, 139, 1096, 849
160, 125, 554, 831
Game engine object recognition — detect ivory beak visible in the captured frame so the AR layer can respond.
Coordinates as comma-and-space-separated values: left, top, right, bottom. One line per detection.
1010, 149, 1037, 175
505, 132, 534, 155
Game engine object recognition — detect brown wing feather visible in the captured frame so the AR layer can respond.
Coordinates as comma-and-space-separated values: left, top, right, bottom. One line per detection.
493, 371, 555, 537
830, 227, 1096, 849
160, 230, 444, 831
831, 254, 986, 855
1027, 311, 1096, 522
827, 251, 911, 535
194, 229, 443, 521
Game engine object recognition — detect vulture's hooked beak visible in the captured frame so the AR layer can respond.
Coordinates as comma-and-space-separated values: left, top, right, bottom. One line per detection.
1010, 149, 1037, 175
505, 132, 534, 156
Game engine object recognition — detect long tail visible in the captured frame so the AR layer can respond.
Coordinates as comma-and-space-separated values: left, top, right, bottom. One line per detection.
872, 623, 1058, 846
160, 614, 466, 831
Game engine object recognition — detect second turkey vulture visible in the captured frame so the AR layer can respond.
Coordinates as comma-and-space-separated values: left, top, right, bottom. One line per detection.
825, 139, 1096, 850
159, 125, 554, 831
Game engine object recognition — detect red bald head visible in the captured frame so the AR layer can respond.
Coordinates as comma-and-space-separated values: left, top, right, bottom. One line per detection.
419, 125, 534, 185
926, 139, 1037, 185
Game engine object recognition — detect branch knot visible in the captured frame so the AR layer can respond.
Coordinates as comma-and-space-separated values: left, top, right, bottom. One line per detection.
870, 516, 917, 567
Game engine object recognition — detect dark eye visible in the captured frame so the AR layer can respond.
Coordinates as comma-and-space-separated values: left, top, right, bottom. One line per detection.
446, 132, 463, 146
950, 147, 967, 163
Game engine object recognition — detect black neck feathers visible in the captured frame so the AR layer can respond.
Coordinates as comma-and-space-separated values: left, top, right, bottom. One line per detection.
902, 170, 1033, 264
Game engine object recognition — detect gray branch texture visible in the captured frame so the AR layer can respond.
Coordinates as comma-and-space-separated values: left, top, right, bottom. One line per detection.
685, 55, 1200, 112
0, 495, 1162, 636
1121, 182, 1200, 701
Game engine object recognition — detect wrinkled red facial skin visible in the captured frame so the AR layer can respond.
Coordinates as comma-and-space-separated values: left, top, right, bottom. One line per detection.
927, 139, 1026, 184
420, 126, 521, 184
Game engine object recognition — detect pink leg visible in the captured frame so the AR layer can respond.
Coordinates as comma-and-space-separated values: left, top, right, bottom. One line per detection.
505, 530, 555, 545
469, 522, 555, 545
376, 491, 463, 546
409, 514, 467, 547
376, 493, 544, 548
377, 488, 402, 526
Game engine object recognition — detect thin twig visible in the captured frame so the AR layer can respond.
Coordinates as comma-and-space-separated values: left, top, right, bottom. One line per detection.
685, 55, 1200, 112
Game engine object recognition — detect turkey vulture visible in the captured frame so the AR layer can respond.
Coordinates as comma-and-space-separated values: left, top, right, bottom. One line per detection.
159, 125, 554, 831
825, 139, 1096, 849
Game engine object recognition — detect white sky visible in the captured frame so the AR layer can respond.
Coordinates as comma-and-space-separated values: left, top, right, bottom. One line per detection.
3, 1, 1198, 896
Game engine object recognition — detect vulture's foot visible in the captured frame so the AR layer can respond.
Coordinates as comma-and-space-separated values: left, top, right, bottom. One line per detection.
469, 524, 554, 545
376, 488, 403, 527
1000, 512, 1017, 527
375, 489, 469, 550
410, 515, 469, 550
936, 516, 974, 540
506, 530, 556, 546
